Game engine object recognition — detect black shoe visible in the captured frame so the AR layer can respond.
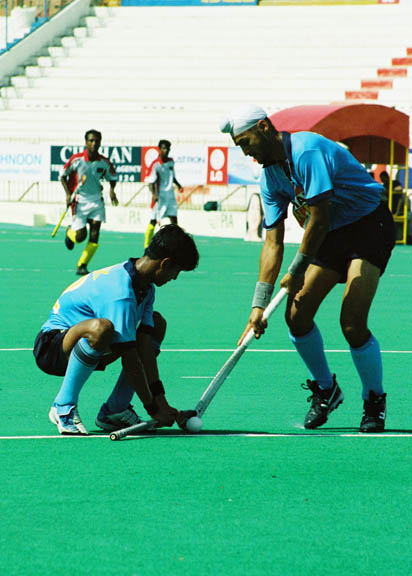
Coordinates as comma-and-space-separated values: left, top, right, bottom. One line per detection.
360, 391, 386, 433
302, 375, 344, 429
65, 227, 74, 250
76, 264, 89, 276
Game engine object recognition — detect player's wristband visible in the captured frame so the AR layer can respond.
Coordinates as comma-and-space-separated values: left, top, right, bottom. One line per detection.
288, 252, 312, 277
144, 398, 159, 417
252, 281, 274, 309
150, 379, 165, 396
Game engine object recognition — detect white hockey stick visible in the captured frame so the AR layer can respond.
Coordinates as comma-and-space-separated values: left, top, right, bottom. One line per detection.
194, 287, 287, 417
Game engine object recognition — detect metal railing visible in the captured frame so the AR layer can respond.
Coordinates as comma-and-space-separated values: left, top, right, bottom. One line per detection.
0, 0, 73, 52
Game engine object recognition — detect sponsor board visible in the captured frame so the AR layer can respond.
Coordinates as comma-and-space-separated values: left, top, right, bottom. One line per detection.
0, 143, 50, 181
50, 145, 142, 182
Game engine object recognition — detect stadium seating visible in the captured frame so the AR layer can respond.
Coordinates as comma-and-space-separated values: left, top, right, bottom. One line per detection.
0, 3, 411, 146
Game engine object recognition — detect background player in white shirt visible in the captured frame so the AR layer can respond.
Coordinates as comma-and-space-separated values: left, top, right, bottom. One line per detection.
61, 129, 119, 275
144, 139, 183, 248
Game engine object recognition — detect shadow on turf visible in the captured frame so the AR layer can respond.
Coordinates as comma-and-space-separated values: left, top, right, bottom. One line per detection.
89, 427, 412, 439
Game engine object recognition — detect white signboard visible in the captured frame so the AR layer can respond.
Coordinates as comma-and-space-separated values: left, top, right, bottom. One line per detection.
173, 145, 208, 186
0, 143, 50, 180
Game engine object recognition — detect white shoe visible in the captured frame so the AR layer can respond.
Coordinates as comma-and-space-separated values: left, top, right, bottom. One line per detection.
49, 404, 88, 435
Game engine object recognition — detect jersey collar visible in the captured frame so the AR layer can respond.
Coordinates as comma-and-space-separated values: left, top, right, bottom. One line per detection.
83, 148, 102, 163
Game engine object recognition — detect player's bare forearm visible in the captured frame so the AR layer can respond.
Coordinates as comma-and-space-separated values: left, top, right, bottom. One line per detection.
238, 223, 284, 345
258, 223, 285, 285
149, 183, 159, 201
280, 198, 330, 295
121, 347, 152, 406
109, 184, 119, 206
60, 177, 72, 204
174, 178, 183, 191
136, 332, 159, 384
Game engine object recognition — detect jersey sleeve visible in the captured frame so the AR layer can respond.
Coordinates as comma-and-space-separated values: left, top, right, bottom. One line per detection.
295, 150, 334, 205
61, 156, 76, 178
260, 166, 290, 230
97, 298, 140, 344
145, 161, 159, 184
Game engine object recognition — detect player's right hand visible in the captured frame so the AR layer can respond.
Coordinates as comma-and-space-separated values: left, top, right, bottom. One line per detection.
66, 194, 72, 207
237, 308, 267, 346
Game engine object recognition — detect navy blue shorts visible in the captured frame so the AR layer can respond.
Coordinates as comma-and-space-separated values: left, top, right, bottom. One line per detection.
33, 329, 112, 377
33, 329, 70, 376
313, 203, 395, 283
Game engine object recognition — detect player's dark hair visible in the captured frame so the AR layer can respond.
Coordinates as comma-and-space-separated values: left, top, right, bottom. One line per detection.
85, 129, 102, 141
145, 224, 199, 271
158, 139, 171, 149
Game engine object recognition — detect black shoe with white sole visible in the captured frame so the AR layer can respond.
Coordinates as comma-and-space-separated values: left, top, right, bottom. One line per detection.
302, 374, 344, 429
360, 391, 386, 433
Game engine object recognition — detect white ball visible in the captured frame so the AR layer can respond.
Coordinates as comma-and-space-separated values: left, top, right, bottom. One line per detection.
186, 416, 203, 433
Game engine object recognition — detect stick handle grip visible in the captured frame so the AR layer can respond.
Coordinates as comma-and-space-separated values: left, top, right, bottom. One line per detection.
109, 419, 157, 441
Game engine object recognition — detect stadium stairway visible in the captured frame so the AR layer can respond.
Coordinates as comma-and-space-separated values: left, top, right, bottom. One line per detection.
0, 3, 411, 145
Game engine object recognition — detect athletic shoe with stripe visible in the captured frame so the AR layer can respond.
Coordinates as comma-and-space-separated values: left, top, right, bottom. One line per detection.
360, 391, 386, 433
49, 404, 88, 435
302, 374, 344, 429
95, 403, 142, 432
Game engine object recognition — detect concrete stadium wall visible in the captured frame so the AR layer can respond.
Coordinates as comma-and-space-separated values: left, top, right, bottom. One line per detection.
0, 201, 304, 242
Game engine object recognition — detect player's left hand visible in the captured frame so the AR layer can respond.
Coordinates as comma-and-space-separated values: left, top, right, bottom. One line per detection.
279, 272, 304, 297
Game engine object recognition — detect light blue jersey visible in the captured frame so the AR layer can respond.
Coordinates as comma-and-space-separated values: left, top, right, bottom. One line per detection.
261, 132, 383, 231
41, 259, 154, 345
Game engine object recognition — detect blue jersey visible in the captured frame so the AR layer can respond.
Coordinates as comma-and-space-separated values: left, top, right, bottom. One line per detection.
41, 259, 154, 345
261, 132, 383, 231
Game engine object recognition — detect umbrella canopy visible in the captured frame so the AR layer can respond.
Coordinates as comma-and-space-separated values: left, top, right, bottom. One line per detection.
269, 104, 409, 164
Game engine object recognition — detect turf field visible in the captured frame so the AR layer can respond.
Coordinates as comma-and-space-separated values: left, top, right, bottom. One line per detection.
1, 223, 412, 576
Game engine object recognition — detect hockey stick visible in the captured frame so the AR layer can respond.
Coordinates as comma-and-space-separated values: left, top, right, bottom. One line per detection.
109, 418, 157, 441
110, 287, 287, 440
51, 194, 74, 238
194, 287, 287, 418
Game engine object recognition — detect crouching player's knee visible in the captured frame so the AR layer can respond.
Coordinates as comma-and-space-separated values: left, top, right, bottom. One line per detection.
88, 318, 114, 351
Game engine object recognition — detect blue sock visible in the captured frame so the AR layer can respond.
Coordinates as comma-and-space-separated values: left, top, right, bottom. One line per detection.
289, 324, 333, 389
350, 334, 384, 400
105, 370, 135, 413
54, 338, 102, 414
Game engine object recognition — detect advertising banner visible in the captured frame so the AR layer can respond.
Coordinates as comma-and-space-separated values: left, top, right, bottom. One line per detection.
0, 143, 50, 181
228, 146, 262, 185
50, 145, 142, 182
141, 146, 160, 183
122, 0, 257, 6
207, 147, 228, 185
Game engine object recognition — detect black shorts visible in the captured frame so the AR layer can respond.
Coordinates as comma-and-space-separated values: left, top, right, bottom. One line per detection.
33, 329, 70, 376
313, 203, 395, 283
33, 329, 111, 377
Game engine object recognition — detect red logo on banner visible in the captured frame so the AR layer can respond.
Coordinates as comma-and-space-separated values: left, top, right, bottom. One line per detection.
141, 146, 159, 182
207, 147, 228, 185
378, 0, 399, 3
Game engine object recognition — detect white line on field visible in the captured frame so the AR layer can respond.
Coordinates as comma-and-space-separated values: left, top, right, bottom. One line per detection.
2, 348, 412, 354
1, 433, 412, 440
